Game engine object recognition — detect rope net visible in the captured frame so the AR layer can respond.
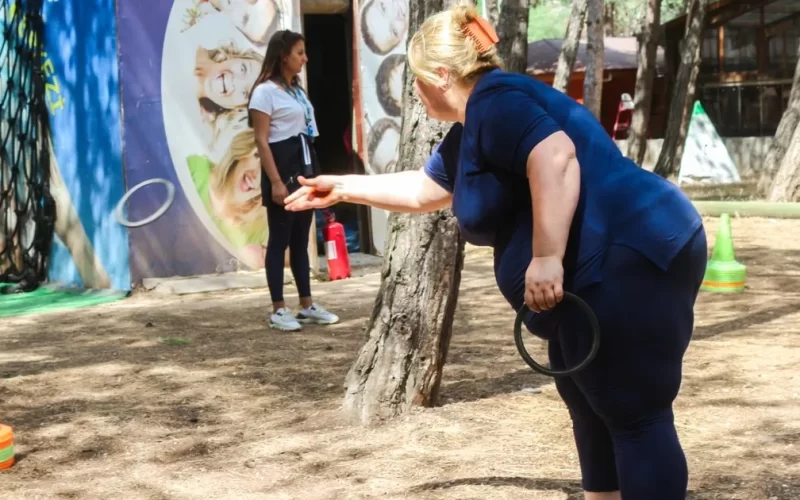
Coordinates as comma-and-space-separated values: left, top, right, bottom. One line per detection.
0, 0, 53, 294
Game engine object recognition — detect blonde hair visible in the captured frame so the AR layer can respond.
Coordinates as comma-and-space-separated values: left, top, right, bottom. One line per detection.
407, 1, 502, 86
211, 129, 262, 226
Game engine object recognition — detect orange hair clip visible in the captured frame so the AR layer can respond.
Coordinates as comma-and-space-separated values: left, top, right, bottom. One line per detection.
462, 16, 500, 54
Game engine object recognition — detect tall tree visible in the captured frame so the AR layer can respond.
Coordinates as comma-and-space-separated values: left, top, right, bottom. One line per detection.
552, 0, 588, 93
583, 0, 605, 118
626, 0, 661, 165
759, 50, 800, 196
343, 0, 465, 425
653, 0, 707, 178
496, 0, 531, 74
766, 123, 800, 202
484, 0, 499, 26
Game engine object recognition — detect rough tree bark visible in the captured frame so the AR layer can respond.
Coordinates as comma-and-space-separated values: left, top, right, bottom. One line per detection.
583, 0, 605, 118
342, 0, 466, 425
496, 0, 531, 74
767, 123, 800, 202
484, 0, 499, 26
759, 49, 800, 196
626, 0, 661, 165
653, 0, 707, 178
552, 0, 587, 93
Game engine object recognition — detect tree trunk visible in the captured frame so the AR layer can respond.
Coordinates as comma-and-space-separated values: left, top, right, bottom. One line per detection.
552, 0, 587, 93
583, 0, 605, 118
767, 120, 800, 202
496, 0, 531, 74
626, 0, 661, 165
758, 49, 800, 195
653, 0, 706, 178
343, 0, 466, 425
603, 2, 615, 36
484, 0, 500, 27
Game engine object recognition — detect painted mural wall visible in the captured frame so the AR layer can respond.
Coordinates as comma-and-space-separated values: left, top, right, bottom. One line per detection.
42, 0, 131, 291
117, 0, 301, 285
355, 0, 408, 254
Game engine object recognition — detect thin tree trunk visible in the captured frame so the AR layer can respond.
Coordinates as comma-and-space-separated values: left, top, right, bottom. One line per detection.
496, 0, 531, 74
767, 120, 800, 202
653, 0, 706, 178
343, 0, 466, 425
485, 0, 499, 26
758, 50, 800, 195
583, 0, 605, 118
553, 0, 587, 93
603, 2, 615, 36
627, 0, 661, 165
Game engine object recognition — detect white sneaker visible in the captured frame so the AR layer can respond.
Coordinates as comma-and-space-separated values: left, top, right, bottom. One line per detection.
296, 303, 339, 325
269, 307, 302, 331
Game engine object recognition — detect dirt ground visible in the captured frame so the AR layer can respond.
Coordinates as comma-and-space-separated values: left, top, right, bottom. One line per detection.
2, 216, 800, 500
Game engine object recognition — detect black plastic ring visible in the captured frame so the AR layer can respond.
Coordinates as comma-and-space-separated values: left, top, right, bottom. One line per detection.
513, 292, 601, 377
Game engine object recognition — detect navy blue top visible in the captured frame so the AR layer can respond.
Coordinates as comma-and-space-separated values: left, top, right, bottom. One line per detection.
424, 70, 702, 312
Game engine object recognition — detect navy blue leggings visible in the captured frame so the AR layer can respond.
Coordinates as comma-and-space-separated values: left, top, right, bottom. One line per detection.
265, 201, 313, 303
541, 229, 707, 498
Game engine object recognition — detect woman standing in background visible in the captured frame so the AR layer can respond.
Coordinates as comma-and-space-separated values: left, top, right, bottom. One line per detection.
248, 30, 339, 331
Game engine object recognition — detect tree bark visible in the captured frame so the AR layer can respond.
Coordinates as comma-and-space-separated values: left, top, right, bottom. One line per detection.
343, 0, 466, 425
758, 49, 800, 195
552, 0, 587, 93
583, 0, 605, 118
653, 0, 707, 178
484, 0, 499, 27
767, 120, 800, 202
496, 0, 531, 74
626, 0, 661, 165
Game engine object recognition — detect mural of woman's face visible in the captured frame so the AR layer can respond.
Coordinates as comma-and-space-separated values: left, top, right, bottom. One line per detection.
282, 40, 308, 77
211, 0, 276, 43
363, 0, 408, 55
202, 56, 260, 109
229, 150, 262, 204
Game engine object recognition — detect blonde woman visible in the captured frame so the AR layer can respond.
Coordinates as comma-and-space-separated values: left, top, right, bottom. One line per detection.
187, 128, 267, 270
283, 3, 706, 499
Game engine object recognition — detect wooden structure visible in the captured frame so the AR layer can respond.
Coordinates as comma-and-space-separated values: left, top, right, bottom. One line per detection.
661, 0, 800, 138
526, 37, 669, 137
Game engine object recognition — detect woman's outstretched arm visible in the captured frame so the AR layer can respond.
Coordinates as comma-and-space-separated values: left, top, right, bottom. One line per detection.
282, 169, 452, 214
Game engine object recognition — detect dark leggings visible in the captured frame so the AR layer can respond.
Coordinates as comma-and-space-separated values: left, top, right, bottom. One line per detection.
541, 229, 707, 498
265, 201, 313, 303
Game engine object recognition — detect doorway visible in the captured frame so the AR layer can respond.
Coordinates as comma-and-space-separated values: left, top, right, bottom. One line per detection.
304, 13, 367, 255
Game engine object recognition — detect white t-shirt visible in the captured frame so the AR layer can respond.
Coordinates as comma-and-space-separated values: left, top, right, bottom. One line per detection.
248, 81, 319, 143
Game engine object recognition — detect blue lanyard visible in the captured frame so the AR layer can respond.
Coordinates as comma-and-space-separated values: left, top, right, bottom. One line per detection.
281, 80, 315, 137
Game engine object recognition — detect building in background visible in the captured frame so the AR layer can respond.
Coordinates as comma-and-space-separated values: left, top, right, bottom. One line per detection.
525, 37, 668, 138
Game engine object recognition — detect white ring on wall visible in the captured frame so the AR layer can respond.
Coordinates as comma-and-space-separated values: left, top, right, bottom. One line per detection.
116, 178, 176, 228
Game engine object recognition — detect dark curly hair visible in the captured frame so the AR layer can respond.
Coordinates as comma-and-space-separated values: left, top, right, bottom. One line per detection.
375, 54, 405, 117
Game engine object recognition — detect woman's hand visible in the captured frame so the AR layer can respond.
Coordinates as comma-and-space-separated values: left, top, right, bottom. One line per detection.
283, 175, 343, 211
271, 181, 289, 206
524, 256, 564, 312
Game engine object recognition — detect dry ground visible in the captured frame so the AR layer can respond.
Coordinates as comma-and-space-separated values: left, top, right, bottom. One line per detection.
2, 216, 800, 500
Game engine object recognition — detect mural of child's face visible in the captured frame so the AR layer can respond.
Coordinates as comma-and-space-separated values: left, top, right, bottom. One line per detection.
203, 56, 260, 109
363, 0, 408, 55
389, 64, 403, 104
211, 0, 276, 43
371, 126, 400, 172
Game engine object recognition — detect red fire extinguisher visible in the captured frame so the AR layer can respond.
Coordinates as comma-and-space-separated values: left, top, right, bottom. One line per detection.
323, 210, 351, 280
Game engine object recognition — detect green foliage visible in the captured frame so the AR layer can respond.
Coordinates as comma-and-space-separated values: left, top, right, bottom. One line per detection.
519, 0, 689, 42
